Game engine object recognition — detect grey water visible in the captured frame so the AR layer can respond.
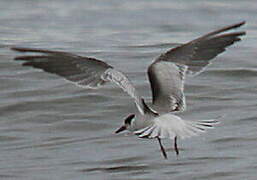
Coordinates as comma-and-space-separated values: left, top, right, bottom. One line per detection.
0, 0, 257, 180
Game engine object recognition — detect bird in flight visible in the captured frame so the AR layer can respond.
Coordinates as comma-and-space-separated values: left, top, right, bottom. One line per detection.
12, 21, 246, 159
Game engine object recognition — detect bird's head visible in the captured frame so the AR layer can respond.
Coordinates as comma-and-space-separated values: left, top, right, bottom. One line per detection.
115, 114, 135, 134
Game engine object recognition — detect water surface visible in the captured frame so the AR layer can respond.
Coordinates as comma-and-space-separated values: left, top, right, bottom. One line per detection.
0, 1, 257, 180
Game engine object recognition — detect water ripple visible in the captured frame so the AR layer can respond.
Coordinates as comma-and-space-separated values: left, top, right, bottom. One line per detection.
80, 164, 151, 174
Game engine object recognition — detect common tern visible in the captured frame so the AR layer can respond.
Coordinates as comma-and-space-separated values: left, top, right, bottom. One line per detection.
12, 21, 245, 159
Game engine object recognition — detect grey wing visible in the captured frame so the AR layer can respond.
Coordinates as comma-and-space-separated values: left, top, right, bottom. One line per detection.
12, 47, 145, 114
156, 21, 246, 75
148, 61, 187, 113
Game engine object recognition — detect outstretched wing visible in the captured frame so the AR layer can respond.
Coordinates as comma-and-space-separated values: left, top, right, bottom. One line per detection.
156, 21, 246, 75
148, 21, 246, 113
12, 47, 145, 114
148, 61, 187, 113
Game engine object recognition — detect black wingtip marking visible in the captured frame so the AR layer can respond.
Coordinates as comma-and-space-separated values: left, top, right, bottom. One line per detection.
11, 47, 24, 52
235, 21, 246, 27
197, 123, 213, 128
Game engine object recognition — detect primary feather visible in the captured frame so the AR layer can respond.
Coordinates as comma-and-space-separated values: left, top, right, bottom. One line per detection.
12, 47, 145, 115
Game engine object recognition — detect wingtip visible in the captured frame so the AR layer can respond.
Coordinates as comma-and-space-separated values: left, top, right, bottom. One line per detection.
10, 46, 59, 54
11, 47, 36, 53
10, 47, 22, 52
233, 21, 246, 29
238, 20, 246, 26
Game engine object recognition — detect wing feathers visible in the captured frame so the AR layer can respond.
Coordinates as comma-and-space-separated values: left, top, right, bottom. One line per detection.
156, 22, 246, 75
12, 47, 145, 114
12, 22, 245, 116
147, 22, 245, 113
148, 62, 187, 113
194, 21, 245, 41
102, 68, 145, 114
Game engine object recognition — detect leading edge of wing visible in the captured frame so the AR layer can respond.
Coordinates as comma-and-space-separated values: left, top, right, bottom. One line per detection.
12, 47, 145, 114
156, 21, 246, 75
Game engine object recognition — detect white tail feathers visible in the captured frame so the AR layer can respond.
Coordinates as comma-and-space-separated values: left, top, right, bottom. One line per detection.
133, 114, 219, 140
181, 119, 219, 139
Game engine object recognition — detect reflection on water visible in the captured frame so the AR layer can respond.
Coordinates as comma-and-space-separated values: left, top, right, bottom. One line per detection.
1, 0, 257, 180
